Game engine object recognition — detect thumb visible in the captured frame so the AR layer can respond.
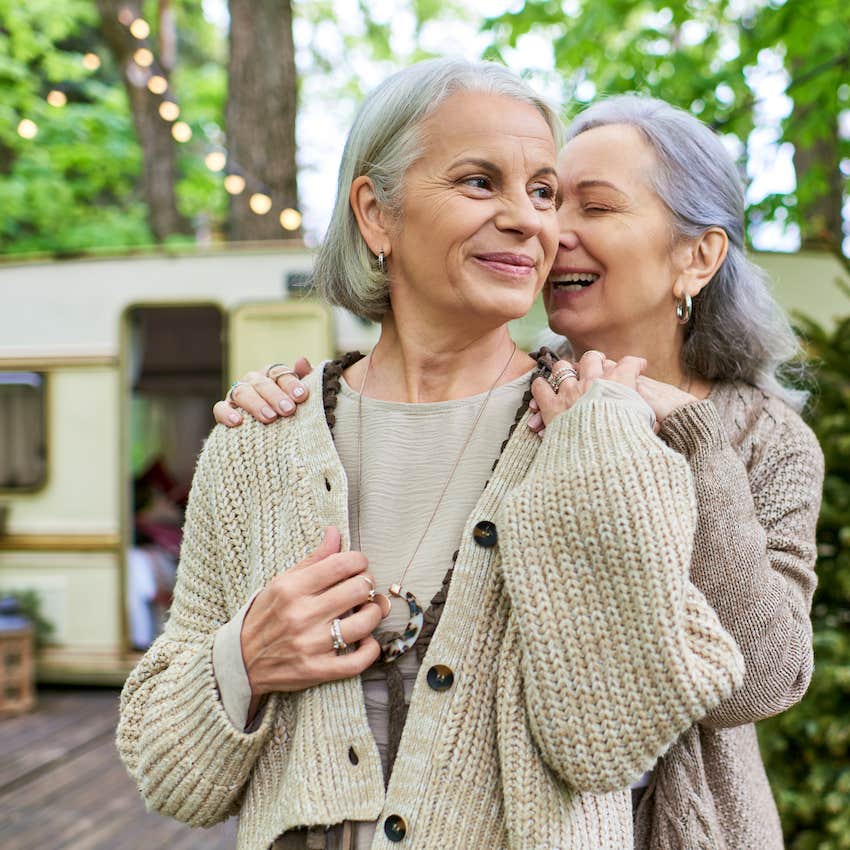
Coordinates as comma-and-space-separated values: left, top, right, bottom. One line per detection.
294, 357, 313, 378
293, 526, 341, 570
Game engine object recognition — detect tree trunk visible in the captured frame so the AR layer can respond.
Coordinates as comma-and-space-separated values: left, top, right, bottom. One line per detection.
95, 0, 192, 242
226, 0, 300, 241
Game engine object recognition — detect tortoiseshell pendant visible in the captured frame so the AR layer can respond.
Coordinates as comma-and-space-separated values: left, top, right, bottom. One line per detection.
379, 586, 423, 663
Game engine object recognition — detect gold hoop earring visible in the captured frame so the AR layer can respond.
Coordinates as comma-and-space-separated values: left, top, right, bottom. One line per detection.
676, 293, 692, 325
377, 250, 387, 274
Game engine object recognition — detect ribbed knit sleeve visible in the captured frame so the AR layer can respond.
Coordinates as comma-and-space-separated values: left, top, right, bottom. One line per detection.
660, 397, 823, 728
496, 400, 744, 793
116, 425, 278, 827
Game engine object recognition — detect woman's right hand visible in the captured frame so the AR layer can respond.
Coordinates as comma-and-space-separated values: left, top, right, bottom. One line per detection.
213, 358, 314, 427
240, 527, 390, 697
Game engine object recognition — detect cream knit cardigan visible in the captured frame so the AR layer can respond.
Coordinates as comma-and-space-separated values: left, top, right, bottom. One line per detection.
117, 366, 745, 850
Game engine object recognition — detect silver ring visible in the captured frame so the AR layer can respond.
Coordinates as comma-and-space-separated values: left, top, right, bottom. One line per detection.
331, 618, 348, 652
266, 363, 298, 380
227, 381, 247, 404
548, 367, 577, 391
359, 575, 377, 602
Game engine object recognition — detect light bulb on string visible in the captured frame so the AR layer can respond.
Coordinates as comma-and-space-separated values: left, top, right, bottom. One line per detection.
82, 53, 101, 71
129, 18, 150, 39
17, 119, 38, 139
134, 48, 154, 68
47, 90, 67, 107
224, 175, 246, 195
159, 101, 180, 122
171, 121, 192, 143
249, 193, 273, 215
147, 75, 168, 95
205, 152, 226, 172
279, 208, 302, 231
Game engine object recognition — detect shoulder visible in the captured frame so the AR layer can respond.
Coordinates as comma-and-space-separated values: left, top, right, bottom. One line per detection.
711, 381, 822, 474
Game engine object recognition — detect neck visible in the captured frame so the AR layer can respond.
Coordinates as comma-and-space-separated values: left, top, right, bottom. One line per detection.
347, 313, 532, 403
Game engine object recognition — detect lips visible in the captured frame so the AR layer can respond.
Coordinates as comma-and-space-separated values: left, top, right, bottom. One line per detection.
474, 252, 536, 277
549, 269, 600, 292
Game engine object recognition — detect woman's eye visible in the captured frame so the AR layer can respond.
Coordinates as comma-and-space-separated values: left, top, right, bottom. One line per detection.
583, 205, 610, 214
531, 184, 557, 207
463, 176, 491, 190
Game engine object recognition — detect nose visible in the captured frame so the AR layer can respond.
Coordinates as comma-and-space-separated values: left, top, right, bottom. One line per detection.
556, 205, 580, 251
494, 189, 548, 240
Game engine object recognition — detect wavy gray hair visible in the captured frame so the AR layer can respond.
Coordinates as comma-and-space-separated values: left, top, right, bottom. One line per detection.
562, 94, 806, 410
313, 58, 563, 323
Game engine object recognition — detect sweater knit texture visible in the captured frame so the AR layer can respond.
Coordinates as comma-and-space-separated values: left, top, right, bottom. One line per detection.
117, 364, 758, 849
634, 380, 823, 850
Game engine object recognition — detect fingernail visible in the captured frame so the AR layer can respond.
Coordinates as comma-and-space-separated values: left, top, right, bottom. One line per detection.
228, 413, 242, 425
528, 413, 542, 429
280, 398, 295, 413
261, 406, 275, 419
292, 385, 305, 398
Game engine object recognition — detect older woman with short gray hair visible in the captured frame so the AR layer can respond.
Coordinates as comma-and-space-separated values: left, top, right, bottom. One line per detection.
119, 58, 747, 850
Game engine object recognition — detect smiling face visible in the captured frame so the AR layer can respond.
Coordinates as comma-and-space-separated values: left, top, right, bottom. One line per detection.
385, 90, 559, 332
544, 123, 691, 356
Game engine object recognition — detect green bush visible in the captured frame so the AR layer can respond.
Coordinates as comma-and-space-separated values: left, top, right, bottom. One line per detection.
759, 313, 850, 849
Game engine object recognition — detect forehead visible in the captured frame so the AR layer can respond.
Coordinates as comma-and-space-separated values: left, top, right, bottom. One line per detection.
558, 124, 657, 189
417, 90, 556, 167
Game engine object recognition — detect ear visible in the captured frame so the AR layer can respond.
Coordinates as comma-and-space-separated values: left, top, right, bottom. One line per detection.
673, 227, 728, 299
350, 176, 392, 259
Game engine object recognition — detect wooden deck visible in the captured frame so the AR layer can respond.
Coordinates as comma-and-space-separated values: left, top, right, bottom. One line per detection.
0, 687, 238, 849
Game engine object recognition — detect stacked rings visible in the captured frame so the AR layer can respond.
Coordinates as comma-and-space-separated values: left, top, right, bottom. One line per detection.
331, 618, 348, 652
266, 363, 299, 380
360, 575, 377, 603
548, 367, 578, 392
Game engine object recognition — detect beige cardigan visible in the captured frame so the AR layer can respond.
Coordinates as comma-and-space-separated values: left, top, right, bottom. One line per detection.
117, 365, 745, 849
635, 381, 823, 850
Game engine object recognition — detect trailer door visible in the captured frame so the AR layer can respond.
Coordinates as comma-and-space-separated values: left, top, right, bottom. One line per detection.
228, 300, 335, 384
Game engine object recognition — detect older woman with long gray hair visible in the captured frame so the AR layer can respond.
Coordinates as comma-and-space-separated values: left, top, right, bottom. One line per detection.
119, 58, 746, 850
218, 92, 824, 850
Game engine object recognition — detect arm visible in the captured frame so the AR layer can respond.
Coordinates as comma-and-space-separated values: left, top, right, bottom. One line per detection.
659, 399, 823, 728
496, 399, 744, 793
116, 427, 276, 826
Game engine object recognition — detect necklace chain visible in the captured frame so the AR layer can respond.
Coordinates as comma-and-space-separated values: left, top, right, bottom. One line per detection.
355, 342, 518, 593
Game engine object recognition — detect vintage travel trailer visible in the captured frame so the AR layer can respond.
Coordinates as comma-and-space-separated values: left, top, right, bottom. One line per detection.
0, 245, 848, 683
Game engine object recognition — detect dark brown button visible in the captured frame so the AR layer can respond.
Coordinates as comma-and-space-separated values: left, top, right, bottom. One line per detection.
348, 746, 359, 765
384, 814, 407, 842
473, 520, 497, 548
427, 664, 454, 691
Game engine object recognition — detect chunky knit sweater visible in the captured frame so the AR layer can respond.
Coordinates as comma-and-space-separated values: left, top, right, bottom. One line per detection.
117, 364, 746, 850
635, 380, 823, 850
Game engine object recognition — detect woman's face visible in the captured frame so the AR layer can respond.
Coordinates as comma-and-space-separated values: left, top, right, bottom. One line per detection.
387, 90, 559, 330
544, 124, 689, 352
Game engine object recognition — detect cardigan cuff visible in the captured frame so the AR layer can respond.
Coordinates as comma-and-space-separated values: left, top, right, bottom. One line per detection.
212, 590, 262, 731
659, 399, 728, 458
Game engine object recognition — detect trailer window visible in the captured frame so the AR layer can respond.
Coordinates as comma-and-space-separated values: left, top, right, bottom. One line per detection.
0, 372, 46, 490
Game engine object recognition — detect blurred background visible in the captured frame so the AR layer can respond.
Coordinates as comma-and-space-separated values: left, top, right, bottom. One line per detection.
0, 1, 848, 848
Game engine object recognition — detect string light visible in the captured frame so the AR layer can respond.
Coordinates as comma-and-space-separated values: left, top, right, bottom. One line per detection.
17, 119, 38, 139
158, 101, 180, 121
224, 174, 246, 195
280, 208, 302, 231
134, 48, 154, 68
205, 152, 226, 172
129, 18, 151, 39
82, 53, 101, 70
171, 121, 192, 142
249, 193, 273, 215
147, 75, 167, 94
46, 90, 67, 107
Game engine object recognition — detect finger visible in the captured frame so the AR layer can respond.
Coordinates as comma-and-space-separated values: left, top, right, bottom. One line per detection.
228, 381, 279, 423
291, 550, 369, 595
323, 635, 382, 679
289, 527, 341, 572
269, 369, 309, 407
316, 571, 378, 618
527, 412, 544, 432
578, 350, 605, 383
528, 398, 539, 413
213, 400, 244, 427
293, 357, 314, 379
332, 603, 384, 648
611, 355, 647, 385
249, 374, 300, 417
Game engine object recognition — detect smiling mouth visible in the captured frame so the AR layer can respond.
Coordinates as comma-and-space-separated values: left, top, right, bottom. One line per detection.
550, 272, 600, 292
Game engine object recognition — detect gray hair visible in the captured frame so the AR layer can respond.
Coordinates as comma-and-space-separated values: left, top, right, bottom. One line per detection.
313, 58, 563, 323
564, 94, 807, 410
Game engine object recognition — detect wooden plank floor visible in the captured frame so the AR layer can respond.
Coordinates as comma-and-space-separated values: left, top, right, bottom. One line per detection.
0, 688, 238, 849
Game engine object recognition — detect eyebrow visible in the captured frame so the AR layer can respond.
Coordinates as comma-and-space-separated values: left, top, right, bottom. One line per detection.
450, 158, 558, 180
576, 179, 626, 193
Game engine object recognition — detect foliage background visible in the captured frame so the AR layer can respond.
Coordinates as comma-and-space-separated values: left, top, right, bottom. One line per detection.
2, 0, 849, 845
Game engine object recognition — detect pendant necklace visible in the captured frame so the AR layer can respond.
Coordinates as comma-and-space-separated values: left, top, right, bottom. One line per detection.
356, 341, 517, 662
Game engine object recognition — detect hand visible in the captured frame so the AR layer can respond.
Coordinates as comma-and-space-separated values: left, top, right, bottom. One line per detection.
528, 350, 647, 431
213, 358, 314, 427
240, 526, 390, 697
636, 375, 698, 424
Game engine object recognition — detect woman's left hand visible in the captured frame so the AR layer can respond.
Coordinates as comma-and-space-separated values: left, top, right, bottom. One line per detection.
530, 350, 647, 429
635, 375, 698, 424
